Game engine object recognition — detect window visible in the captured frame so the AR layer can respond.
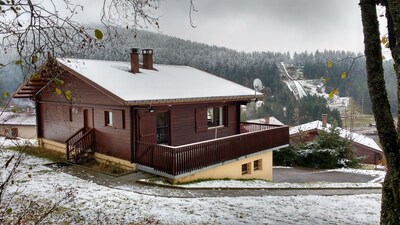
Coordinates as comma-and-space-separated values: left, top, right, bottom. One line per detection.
105, 110, 125, 129
156, 112, 169, 144
254, 159, 262, 171
105, 111, 113, 126
207, 106, 226, 127
5, 128, 18, 138
242, 162, 251, 175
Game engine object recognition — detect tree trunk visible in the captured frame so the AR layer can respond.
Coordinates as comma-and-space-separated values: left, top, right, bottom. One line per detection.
359, 0, 400, 224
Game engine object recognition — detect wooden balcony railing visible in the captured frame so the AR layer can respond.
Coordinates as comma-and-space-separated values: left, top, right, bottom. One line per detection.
136, 123, 289, 176
65, 128, 95, 163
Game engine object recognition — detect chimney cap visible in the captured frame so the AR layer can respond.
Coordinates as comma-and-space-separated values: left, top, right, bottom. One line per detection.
131, 48, 140, 54
142, 49, 154, 55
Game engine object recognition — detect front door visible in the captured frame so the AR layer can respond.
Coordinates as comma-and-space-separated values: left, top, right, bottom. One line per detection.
83, 108, 93, 130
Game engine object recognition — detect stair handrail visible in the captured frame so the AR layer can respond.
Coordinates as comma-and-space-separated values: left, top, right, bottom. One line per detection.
72, 128, 95, 146
65, 127, 85, 161
68, 128, 95, 163
65, 127, 85, 143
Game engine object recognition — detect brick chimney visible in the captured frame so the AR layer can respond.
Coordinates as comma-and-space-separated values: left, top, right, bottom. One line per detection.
142, 49, 154, 70
322, 114, 328, 128
264, 116, 270, 124
130, 48, 140, 73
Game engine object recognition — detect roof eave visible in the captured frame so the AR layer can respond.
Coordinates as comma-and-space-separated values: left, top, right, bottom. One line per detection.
125, 94, 263, 106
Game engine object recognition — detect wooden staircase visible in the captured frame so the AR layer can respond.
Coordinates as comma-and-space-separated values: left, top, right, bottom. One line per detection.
65, 127, 95, 163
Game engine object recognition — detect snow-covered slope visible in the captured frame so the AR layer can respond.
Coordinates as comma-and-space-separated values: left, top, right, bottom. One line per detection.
277, 62, 349, 113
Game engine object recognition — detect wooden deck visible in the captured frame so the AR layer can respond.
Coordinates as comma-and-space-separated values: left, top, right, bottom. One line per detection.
136, 123, 289, 176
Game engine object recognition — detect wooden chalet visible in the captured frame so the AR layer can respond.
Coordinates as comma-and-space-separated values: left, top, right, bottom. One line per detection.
290, 114, 385, 166
14, 49, 289, 183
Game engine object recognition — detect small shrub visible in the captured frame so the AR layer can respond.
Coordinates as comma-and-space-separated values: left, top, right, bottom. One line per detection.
273, 146, 298, 166
274, 127, 363, 169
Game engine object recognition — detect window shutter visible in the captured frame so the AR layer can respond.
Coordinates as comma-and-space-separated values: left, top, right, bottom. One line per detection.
112, 109, 124, 129
195, 108, 208, 132
138, 113, 157, 143
63, 106, 72, 121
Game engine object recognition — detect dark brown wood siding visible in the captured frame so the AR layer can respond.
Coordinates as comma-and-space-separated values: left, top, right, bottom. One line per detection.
37, 70, 132, 161
135, 102, 241, 146
39, 102, 132, 161
37, 71, 121, 106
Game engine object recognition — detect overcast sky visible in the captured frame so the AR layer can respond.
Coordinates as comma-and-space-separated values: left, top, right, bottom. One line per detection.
76, 0, 387, 55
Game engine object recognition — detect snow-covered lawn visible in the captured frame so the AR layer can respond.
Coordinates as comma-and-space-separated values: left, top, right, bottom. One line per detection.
0, 139, 382, 224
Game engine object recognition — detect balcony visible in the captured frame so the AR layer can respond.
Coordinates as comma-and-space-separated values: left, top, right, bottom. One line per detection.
136, 122, 289, 176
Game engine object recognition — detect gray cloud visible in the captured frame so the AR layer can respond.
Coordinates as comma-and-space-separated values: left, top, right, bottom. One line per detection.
70, 0, 388, 55
156, 0, 366, 54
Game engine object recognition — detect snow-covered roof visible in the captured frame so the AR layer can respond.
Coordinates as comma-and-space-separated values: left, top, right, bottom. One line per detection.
58, 58, 262, 104
290, 120, 382, 152
0, 112, 36, 126
247, 117, 285, 126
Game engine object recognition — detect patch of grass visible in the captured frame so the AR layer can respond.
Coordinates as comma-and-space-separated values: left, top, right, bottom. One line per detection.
6, 146, 65, 162
174, 177, 232, 185
80, 159, 133, 176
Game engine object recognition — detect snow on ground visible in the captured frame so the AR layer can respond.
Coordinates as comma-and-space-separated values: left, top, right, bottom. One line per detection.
0, 139, 382, 224
141, 177, 382, 189
329, 168, 386, 183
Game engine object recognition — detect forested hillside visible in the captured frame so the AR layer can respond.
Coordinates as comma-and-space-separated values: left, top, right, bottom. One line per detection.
1, 29, 397, 126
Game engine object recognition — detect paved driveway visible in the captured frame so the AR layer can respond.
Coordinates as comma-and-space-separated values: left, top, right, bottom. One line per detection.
47, 163, 382, 197
273, 167, 377, 183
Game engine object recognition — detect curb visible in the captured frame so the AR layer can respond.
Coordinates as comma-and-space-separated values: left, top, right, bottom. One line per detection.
136, 180, 383, 191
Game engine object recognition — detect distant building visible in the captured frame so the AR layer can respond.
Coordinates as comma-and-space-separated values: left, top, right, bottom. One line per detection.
290, 114, 384, 166
0, 112, 36, 139
247, 116, 285, 126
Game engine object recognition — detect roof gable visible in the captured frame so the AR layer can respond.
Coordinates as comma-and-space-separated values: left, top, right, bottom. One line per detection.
58, 58, 261, 105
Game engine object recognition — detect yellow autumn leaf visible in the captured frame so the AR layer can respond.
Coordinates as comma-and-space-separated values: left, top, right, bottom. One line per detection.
385, 42, 390, 49
333, 88, 339, 95
341, 72, 347, 79
324, 77, 329, 84
327, 60, 333, 69
30, 73, 41, 80
54, 78, 64, 85
94, 29, 103, 40
55, 88, 62, 95
329, 91, 335, 99
65, 90, 72, 101
381, 36, 388, 44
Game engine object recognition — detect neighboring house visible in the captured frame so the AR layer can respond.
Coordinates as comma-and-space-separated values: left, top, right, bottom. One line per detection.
0, 111, 37, 139
246, 117, 285, 126
290, 114, 384, 165
14, 49, 289, 183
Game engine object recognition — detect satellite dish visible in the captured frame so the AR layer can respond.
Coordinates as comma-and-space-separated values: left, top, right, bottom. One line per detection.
253, 78, 264, 92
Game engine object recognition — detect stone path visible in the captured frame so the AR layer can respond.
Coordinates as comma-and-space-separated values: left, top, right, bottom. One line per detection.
48, 163, 382, 198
